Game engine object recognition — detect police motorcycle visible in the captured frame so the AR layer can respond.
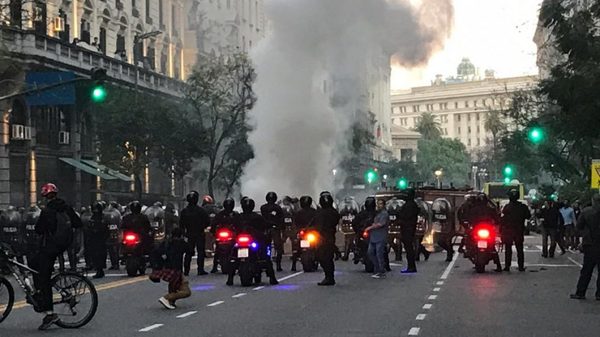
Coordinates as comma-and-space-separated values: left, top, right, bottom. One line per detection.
431, 198, 455, 259
213, 223, 237, 275
229, 230, 263, 286
462, 220, 499, 273
386, 198, 404, 261
298, 226, 319, 272
339, 197, 359, 261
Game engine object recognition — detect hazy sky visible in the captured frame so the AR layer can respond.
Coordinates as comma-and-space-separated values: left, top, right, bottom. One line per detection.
391, 0, 543, 90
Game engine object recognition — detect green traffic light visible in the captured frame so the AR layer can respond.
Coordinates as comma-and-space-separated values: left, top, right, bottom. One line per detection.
503, 165, 513, 177
528, 127, 544, 144
365, 169, 377, 184
397, 178, 408, 189
91, 85, 107, 102
504, 177, 511, 185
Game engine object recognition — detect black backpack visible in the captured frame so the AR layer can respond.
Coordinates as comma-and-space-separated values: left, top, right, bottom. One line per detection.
51, 210, 74, 250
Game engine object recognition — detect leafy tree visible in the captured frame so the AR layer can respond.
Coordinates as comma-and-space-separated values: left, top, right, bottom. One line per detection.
184, 52, 256, 196
415, 138, 470, 186
414, 112, 441, 140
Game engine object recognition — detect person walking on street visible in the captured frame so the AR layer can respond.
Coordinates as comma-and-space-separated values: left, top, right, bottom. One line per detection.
501, 189, 531, 272
181, 191, 211, 276
153, 228, 193, 309
570, 194, 600, 300
313, 192, 340, 286
364, 199, 389, 279
541, 200, 565, 258
560, 201, 577, 250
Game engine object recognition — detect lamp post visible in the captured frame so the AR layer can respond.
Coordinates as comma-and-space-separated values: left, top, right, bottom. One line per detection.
434, 169, 443, 189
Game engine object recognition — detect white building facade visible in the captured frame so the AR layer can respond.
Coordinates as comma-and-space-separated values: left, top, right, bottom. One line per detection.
390, 75, 538, 153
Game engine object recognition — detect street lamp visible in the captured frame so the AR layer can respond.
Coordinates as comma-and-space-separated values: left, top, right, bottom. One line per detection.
434, 169, 443, 189
332, 169, 337, 176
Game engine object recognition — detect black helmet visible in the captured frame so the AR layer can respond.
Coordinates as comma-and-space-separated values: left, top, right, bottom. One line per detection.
507, 189, 519, 201
129, 201, 142, 214
300, 196, 313, 209
405, 188, 416, 200
241, 197, 255, 213
186, 191, 200, 205
266, 192, 278, 204
364, 197, 376, 211
92, 201, 104, 214
223, 198, 235, 212
319, 193, 334, 208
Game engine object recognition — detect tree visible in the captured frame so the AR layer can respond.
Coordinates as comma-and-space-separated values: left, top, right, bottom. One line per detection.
415, 138, 470, 186
184, 52, 256, 197
414, 112, 441, 140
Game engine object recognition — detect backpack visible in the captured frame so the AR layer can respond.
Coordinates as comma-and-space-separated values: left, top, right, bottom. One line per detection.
51, 210, 74, 250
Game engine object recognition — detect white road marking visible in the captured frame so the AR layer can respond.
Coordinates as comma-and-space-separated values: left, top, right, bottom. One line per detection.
416, 314, 426, 320
422, 304, 433, 310
536, 245, 543, 251
277, 271, 304, 282
232, 293, 247, 298
176, 311, 197, 318
436, 281, 444, 285
568, 257, 583, 268
207, 301, 224, 307
389, 263, 403, 267
433, 287, 441, 292
440, 252, 458, 280
428, 295, 437, 300
408, 327, 421, 335
139, 324, 163, 332
253, 286, 265, 291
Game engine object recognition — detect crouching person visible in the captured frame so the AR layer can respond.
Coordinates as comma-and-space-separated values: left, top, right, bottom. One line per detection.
150, 228, 192, 309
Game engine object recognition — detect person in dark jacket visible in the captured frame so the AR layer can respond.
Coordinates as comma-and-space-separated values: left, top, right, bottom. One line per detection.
32, 183, 82, 330
540, 199, 566, 258
313, 192, 340, 286
501, 189, 531, 271
156, 228, 193, 309
210, 198, 239, 273
121, 201, 152, 254
261, 192, 285, 271
570, 194, 600, 300
89, 202, 108, 278
180, 191, 211, 276
291, 196, 316, 271
399, 189, 419, 273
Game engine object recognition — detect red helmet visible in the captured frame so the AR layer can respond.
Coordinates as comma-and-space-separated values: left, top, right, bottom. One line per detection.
202, 195, 214, 205
41, 183, 58, 196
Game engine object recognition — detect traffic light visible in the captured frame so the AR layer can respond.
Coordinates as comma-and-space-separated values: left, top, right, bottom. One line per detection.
528, 127, 544, 144
397, 178, 408, 190
365, 169, 378, 184
502, 164, 514, 185
90, 67, 108, 103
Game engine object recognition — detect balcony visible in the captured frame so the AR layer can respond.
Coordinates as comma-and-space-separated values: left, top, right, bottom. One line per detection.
1, 27, 185, 98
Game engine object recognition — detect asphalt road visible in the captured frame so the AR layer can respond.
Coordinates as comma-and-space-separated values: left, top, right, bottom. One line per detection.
1, 235, 599, 336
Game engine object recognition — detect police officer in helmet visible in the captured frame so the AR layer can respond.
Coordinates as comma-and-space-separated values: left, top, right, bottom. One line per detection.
260, 192, 285, 272
89, 202, 108, 278
501, 189, 530, 271
292, 196, 317, 271
313, 192, 340, 286
180, 191, 211, 276
399, 188, 419, 273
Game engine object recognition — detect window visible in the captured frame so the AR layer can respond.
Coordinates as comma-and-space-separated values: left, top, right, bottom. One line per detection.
440, 115, 448, 123
400, 149, 414, 162
467, 114, 471, 122
99, 27, 106, 54
413, 117, 420, 125
412, 105, 420, 113
439, 102, 448, 110
477, 113, 480, 121
477, 138, 481, 146
468, 126, 472, 134
468, 139, 472, 146
116, 34, 125, 53
477, 125, 480, 133
473, 100, 478, 107
454, 102, 459, 109
443, 128, 448, 135
456, 114, 461, 122
465, 101, 470, 108
146, 0, 150, 19
172, 4, 176, 31
159, 0, 163, 25
426, 104, 434, 112
457, 127, 461, 134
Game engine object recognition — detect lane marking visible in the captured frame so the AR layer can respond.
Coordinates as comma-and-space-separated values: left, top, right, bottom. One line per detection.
207, 300, 224, 307
277, 271, 304, 282
433, 287, 441, 292
232, 293, 247, 298
422, 304, 432, 310
408, 327, 420, 335
568, 257, 583, 268
440, 252, 459, 280
416, 314, 426, 320
428, 295, 437, 300
436, 281, 444, 285
253, 286, 265, 291
176, 311, 197, 318
139, 324, 163, 332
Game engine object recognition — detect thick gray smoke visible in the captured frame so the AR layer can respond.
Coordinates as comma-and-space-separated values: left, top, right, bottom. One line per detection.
241, 0, 453, 200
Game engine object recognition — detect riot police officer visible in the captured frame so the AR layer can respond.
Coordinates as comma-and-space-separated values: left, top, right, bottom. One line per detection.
121, 201, 152, 255
292, 196, 317, 271
104, 203, 122, 270
228, 197, 278, 286
210, 198, 239, 274
399, 189, 419, 273
339, 197, 359, 261
313, 192, 340, 286
280, 196, 297, 257
1, 206, 22, 252
89, 202, 108, 278
202, 195, 220, 260
180, 192, 211, 276
21, 204, 41, 264
386, 198, 404, 262
464, 193, 503, 272
433, 197, 455, 262
164, 203, 179, 240
261, 192, 285, 272
501, 189, 531, 271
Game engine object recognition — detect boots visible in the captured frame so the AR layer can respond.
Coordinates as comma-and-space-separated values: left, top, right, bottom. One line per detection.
291, 259, 297, 272
276, 258, 283, 272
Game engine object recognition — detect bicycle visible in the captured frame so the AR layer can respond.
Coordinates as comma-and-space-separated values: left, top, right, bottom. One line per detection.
0, 242, 98, 328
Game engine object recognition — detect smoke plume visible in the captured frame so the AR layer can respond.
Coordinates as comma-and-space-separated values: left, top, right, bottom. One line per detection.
241, 0, 453, 200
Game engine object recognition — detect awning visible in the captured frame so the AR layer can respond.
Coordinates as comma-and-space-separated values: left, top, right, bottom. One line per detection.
81, 160, 133, 182
59, 158, 117, 180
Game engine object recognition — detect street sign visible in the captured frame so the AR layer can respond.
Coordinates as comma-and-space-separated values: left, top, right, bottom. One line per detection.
591, 160, 600, 189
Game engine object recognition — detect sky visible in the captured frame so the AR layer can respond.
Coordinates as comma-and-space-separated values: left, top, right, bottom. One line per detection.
391, 0, 544, 90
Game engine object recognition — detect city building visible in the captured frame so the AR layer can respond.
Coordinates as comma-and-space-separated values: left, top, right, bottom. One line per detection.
391, 125, 420, 162
390, 70, 537, 155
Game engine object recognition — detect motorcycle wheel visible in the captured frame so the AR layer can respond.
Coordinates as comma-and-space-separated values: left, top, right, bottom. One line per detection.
475, 262, 485, 273
125, 257, 139, 277
301, 251, 315, 272
474, 254, 487, 273
239, 262, 254, 287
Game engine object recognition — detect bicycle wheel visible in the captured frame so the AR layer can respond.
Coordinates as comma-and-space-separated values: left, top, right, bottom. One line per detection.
0, 277, 14, 323
51, 272, 98, 329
